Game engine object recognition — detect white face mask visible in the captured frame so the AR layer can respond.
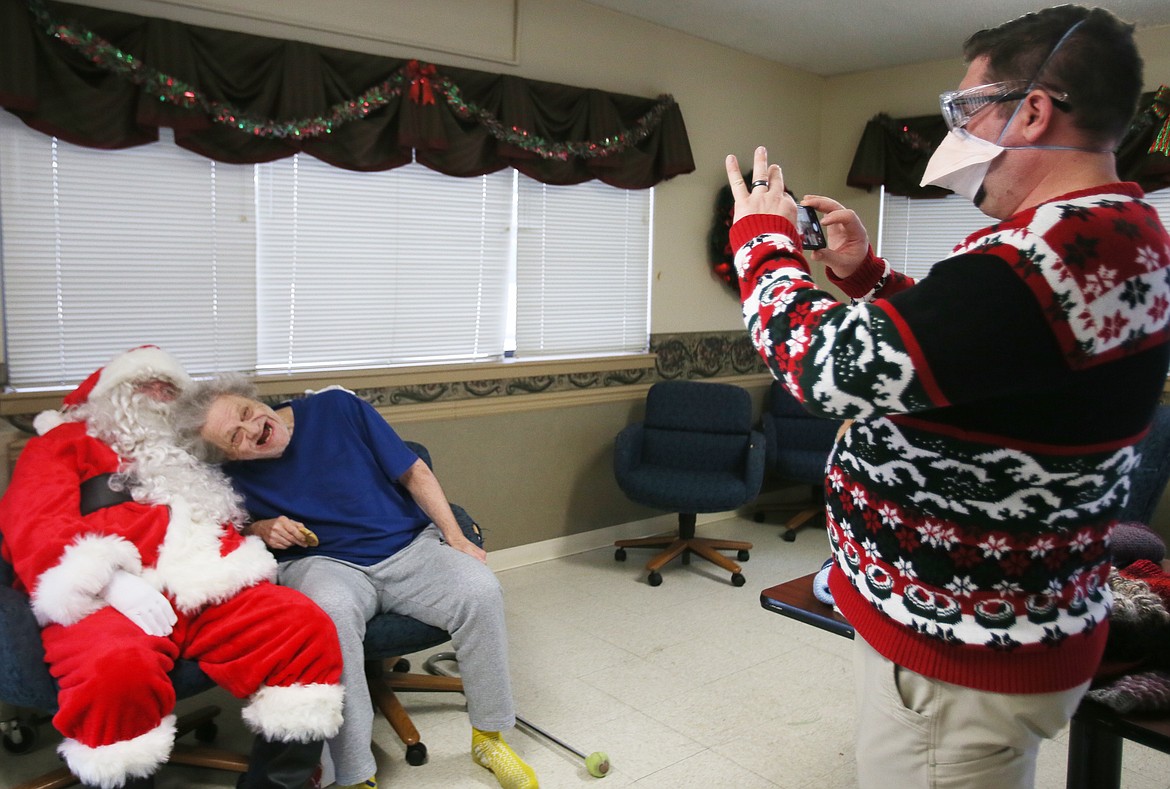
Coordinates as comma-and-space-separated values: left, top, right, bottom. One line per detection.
919, 129, 1005, 202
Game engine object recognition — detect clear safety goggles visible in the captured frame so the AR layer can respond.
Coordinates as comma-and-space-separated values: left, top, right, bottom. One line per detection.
939, 80, 1071, 130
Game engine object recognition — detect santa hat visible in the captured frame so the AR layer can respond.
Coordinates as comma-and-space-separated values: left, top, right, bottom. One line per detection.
34, 345, 192, 435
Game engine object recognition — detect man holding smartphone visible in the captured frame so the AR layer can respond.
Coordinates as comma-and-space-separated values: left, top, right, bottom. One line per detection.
795, 205, 826, 250
726, 5, 1169, 788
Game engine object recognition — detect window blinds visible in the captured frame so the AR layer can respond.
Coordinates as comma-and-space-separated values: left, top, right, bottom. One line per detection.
515, 179, 652, 356
0, 116, 255, 387
254, 156, 513, 372
0, 111, 654, 388
877, 187, 1170, 280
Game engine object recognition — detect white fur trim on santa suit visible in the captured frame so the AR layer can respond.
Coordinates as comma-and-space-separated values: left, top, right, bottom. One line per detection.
242, 682, 345, 743
88, 346, 192, 402
58, 713, 175, 789
141, 498, 276, 614
31, 534, 142, 627
32, 409, 68, 436
34, 346, 193, 436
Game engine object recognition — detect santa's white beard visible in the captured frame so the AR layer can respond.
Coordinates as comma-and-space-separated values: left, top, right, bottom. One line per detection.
80, 385, 246, 528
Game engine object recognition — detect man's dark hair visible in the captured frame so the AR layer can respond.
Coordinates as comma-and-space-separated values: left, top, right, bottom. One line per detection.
964, 5, 1142, 145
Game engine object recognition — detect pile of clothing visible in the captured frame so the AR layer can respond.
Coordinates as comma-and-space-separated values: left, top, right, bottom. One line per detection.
811, 522, 1170, 714
1088, 522, 1170, 713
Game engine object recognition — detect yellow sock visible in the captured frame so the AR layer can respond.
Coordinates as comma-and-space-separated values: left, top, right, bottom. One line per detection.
337, 779, 377, 789
471, 728, 539, 789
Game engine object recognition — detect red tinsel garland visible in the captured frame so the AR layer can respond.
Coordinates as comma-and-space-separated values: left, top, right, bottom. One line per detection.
25, 0, 678, 161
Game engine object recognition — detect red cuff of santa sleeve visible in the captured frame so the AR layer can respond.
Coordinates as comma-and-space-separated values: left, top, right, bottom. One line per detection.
826, 247, 887, 299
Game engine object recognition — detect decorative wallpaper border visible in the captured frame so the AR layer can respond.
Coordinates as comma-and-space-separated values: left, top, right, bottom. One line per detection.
344, 331, 766, 409
650, 331, 765, 380
1, 332, 767, 430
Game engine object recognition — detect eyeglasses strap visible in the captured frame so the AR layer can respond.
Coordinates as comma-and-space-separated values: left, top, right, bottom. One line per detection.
994, 17, 1086, 145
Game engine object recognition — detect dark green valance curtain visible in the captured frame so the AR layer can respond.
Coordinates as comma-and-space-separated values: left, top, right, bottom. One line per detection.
0, 0, 695, 188
1116, 88, 1170, 193
845, 114, 949, 198
846, 88, 1170, 197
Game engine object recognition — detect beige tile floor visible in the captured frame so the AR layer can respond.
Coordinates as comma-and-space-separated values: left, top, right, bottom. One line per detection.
3, 514, 1169, 788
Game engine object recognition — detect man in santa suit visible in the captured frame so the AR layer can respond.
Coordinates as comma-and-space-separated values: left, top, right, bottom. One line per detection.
0, 346, 344, 789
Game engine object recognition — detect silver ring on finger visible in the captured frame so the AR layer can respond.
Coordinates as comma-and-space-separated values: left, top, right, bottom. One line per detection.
750, 179, 769, 191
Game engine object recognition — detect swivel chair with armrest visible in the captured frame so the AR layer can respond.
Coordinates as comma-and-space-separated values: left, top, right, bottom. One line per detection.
0, 532, 249, 789
1117, 404, 1170, 527
0, 439, 477, 787
359, 440, 479, 767
1103, 403, 1170, 570
753, 380, 843, 541
612, 380, 765, 587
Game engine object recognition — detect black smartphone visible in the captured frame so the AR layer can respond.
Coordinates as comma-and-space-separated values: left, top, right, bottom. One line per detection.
796, 205, 826, 250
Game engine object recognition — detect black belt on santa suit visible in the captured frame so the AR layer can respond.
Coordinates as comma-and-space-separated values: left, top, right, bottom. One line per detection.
79, 473, 135, 516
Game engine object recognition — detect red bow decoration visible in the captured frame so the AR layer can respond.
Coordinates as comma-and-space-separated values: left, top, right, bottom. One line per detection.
407, 60, 436, 106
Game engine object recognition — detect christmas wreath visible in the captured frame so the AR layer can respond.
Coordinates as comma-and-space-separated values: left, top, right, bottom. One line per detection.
708, 177, 804, 293
706, 180, 739, 294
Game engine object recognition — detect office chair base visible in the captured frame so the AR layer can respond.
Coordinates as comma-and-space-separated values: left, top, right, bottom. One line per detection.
10, 706, 247, 789
13, 767, 74, 789
753, 499, 824, 542
2, 719, 40, 754
366, 657, 464, 767
614, 515, 752, 587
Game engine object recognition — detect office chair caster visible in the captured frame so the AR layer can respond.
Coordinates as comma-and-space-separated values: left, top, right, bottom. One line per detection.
647, 571, 663, 586
731, 573, 746, 587
615, 548, 627, 561
405, 742, 428, 766
2, 721, 36, 754
737, 549, 750, 561
782, 529, 797, 542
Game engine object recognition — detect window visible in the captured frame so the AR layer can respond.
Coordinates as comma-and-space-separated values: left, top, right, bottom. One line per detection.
876, 190, 990, 279
515, 178, 651, 356
253, 156, 514, 372
877, 186, 1170, 280
0, 112, 653, 389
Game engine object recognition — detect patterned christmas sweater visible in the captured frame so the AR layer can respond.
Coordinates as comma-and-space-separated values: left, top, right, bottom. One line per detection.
732, 183, 1170, 693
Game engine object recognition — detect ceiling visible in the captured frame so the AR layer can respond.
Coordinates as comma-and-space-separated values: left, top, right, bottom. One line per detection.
582, 0, 1170, 76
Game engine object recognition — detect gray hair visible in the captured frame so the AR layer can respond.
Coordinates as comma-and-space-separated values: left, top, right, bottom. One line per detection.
83, 378, 248, 526
172, 372, 258, 463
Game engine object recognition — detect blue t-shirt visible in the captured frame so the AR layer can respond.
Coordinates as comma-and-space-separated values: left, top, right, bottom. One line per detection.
222, 389, 429, 566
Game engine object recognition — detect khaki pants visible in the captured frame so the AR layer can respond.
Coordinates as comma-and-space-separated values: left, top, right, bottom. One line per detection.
853, 636, 1088, 789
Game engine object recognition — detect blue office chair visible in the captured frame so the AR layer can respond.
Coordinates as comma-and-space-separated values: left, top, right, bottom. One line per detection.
0, 440, 476, 783
1118, 404, 1170, 526
753, 380, 844, 541
0, 531, 249, 788
612, 380, 765, 587
1105, 404, 1170, 569
362, 440, 479, 767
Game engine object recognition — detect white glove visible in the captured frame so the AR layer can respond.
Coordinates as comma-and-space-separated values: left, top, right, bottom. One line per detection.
102, 570, 176, 637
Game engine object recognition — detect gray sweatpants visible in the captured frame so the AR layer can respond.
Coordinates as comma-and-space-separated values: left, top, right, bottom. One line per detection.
277, 524, 515, 785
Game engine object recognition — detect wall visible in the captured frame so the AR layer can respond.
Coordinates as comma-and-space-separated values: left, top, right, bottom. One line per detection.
818, 23, 1170, 239
815, 22, 1170, 540
72, 0, 823, 335
3, 0, 795, 551
6, 2, 1170, 550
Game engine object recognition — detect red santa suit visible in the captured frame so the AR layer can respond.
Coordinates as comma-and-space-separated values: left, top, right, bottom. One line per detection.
0, 347, 343, 789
